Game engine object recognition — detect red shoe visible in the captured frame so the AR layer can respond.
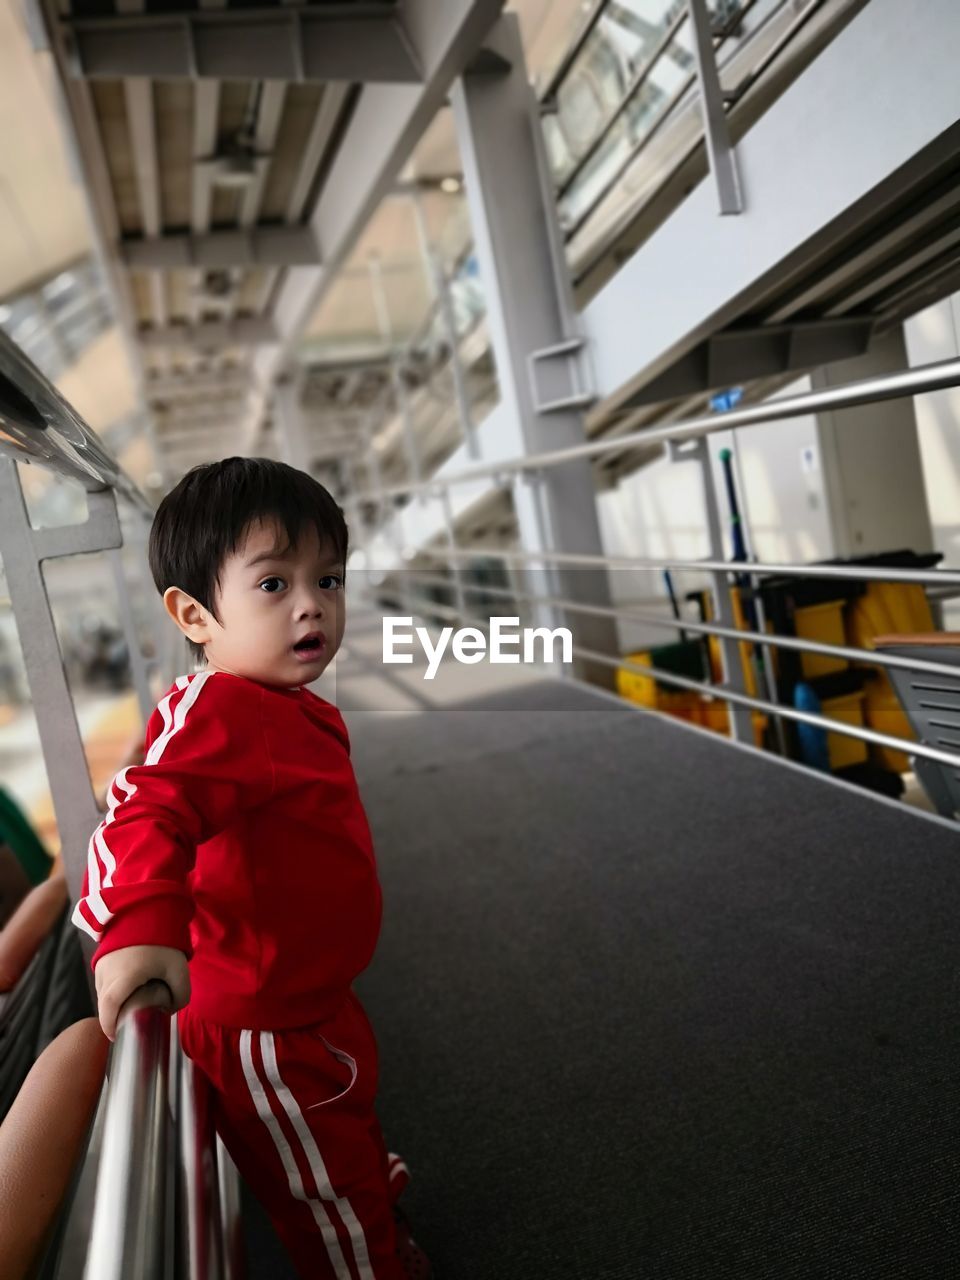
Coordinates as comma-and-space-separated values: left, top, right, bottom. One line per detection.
393, 1206, 433, 1280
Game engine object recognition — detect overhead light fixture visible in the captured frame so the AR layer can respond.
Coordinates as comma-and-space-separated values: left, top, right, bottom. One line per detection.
440, 177, 462, 195
196, 128, 272, 191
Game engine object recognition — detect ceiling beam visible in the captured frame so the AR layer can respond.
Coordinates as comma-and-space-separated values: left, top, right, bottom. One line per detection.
64, 8, 423, 83
240, 80, 287, 230
139, 317, 277, 348
122, 227, 321, 270
145, 374, 252, 399
286, 83, 352, 224
123, 76, 168, 332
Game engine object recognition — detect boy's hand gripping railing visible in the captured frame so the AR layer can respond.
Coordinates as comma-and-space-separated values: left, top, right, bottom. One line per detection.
79, 982, 244, 1280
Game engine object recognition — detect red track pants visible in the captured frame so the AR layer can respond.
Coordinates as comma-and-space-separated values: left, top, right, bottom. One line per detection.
179, 990, 408, 1280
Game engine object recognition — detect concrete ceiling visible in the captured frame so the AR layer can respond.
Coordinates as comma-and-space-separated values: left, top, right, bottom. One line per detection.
11, 0, 598, 489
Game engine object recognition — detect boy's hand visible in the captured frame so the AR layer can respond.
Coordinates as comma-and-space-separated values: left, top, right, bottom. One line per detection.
94, 945, 190, 1042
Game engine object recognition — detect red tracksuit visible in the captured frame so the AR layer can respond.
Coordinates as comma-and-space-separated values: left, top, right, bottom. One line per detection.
73, 669, 408, 1279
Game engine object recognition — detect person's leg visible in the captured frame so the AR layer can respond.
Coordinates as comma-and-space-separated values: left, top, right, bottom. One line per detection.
180, 999, 406, 1280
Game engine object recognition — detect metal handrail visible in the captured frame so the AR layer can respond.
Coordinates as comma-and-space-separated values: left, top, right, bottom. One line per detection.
574, 645, 960, 770
368, 588, 960, 772
558, 0, 827, 242
78, 987, 238, 1279
396, 569, 960, 683
414, 543, 960, 587
83, 1000, 172, 1280
360, 358, 960, 502
0, 329, 150, 513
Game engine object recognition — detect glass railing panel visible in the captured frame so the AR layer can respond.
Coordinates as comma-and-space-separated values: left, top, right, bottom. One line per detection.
546, 0, 803, 249
546, 0, 685, 188
557, 16, 697, 232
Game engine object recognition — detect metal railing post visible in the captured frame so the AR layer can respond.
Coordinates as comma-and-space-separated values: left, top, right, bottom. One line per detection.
0, 459, 118, 908
179, 1050, 226, 1280
674, 438, 753, 742
689, 0, 744, 214
83, 1007, 172, 1280
368, 255, 423, 491
409, 189, 480, 461
216, 1138, 245, 1280
439, 486, 469, 624
108, 547, 155, 725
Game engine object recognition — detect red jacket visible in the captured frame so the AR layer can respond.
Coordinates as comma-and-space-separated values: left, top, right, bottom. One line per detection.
73, 670, 382, 1030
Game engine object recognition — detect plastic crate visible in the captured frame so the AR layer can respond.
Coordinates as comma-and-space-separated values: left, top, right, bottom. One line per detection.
794, 601, 849, 680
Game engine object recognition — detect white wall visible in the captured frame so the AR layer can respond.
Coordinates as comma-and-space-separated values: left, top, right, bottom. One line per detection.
903, 295, 960, 571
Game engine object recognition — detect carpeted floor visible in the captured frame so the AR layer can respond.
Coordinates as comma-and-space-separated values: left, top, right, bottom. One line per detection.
340, 679, 960, 1280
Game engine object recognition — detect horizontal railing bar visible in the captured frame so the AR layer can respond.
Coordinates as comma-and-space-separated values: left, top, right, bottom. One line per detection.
0, 330, 151, 513
362, 358, 960, 501
575, 646, 960, 771
412, 543, 960, 586
366, 585, 959, 771
539, 0, 610, 101
396, 569, 960, 683
402, 574, 960, 679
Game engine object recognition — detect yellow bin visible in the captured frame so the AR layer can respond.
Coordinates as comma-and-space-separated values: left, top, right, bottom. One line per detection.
822, 689, 868, 770
794, 601, 849, 680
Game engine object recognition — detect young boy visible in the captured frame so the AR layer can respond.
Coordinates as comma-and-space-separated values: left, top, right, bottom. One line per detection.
72, 457, 429, 1280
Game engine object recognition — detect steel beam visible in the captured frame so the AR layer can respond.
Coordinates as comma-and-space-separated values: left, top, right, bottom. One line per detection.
0, 460, 120, 908
285, 84, 352, 224
688, 0, 742, 216
451, 14, 617, 685
190, 79, 221, 327
139, 317, 277, 348
239, 80, 287, 230
249, 0, 504, 447
146, 374, 252, 399
65, 8, 423, 83
582, 0, 960, 426
123, 227, 321, 270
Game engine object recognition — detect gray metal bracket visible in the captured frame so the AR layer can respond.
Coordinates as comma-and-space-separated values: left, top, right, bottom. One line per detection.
527, 337, 596, 414
0, 460, 123, 910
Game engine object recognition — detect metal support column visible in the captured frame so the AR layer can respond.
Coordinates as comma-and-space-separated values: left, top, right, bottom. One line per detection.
438, 485, 469, 623
688, 0, 743, 215
275, 376, 312, 475
451, 13, 617, 687
368, 255, 424, 492
108, 548, 154, 724
0, 459, 120, 903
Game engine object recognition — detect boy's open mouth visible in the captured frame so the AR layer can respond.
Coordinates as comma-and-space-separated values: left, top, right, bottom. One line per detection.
292, 633, 325, 660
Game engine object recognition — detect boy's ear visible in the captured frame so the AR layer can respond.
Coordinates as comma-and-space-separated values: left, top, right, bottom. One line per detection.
163, 587, 214, 646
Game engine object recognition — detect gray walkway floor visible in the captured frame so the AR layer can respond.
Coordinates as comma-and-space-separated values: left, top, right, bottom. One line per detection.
343, 676, 960, 1279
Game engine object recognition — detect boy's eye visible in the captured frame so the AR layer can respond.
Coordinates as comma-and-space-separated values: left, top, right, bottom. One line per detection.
319, 575, 343, 591
259, 576, 286, 593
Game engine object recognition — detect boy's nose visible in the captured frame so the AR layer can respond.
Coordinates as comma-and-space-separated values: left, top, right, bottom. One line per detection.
295, 591, 324, 619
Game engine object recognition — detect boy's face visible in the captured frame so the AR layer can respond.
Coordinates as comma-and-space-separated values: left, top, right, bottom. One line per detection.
194, 518, 345, 687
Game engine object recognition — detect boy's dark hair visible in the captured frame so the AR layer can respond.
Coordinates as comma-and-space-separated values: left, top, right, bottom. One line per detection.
148, 457, 348, 663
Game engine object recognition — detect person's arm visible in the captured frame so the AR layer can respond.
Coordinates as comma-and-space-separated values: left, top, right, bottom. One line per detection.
71, 672, 274, 1032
